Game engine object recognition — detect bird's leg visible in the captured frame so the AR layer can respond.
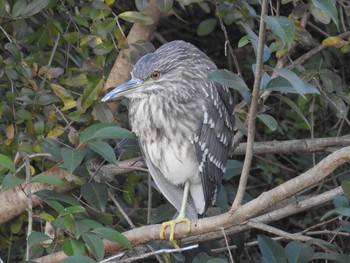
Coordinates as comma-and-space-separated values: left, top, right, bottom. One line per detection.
160, 181, 191, 248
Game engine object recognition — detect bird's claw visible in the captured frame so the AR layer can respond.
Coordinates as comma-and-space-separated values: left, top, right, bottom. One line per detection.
160, 217, 191, 248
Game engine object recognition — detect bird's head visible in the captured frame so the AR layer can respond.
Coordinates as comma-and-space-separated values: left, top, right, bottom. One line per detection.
101, 40, 216, 102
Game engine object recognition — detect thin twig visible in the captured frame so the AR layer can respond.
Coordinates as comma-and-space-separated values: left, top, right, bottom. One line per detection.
108, 191, 136, 229
119, 244, 199, 263
247, 221, 311, 242
221, 228, 235, 263
24, 154, 33, 261
231, 0, 269, 210
215, 0, 242, 77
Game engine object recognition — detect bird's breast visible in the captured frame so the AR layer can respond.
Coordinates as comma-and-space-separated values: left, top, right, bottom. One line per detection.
128, 95, 203, 185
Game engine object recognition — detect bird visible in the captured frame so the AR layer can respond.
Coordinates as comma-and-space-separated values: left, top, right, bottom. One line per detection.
102, 40, 234, 248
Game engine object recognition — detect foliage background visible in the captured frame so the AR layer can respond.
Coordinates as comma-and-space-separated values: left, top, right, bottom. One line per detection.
0, 0, 350, 262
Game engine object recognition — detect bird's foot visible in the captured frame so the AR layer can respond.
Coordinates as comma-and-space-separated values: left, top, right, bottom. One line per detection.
160, 217, 191, 248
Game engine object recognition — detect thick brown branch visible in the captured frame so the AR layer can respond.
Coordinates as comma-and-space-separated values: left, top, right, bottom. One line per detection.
34, 146, 350, 263
0, 168, 76, 225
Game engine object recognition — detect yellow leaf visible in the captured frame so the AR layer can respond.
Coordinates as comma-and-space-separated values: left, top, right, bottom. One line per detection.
105, 0, 115, 6
6, 124, 15, 140
80, 35, 103, 48
47, 125, 65, 139
30, 165, 35, 175
50, 84, 77, 111
61, 99, 77, 111
322, 36, 350, 48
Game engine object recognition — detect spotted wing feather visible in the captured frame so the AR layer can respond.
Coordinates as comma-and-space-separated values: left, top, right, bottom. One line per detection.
195, 82, 234, 212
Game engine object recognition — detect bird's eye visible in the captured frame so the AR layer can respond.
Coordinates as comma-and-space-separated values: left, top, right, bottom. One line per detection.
151, 71, 161, 80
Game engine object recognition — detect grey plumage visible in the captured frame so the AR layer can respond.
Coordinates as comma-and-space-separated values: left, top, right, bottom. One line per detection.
102, 40, 234, 221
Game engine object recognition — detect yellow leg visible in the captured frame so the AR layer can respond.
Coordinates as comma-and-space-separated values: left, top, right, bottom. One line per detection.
160, 181, 191, 248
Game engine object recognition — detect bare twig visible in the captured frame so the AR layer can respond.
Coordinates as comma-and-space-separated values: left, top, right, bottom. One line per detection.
119, 244, 198, 263
221, 228, 235, 263
215, 0, 242, 77
24, 154, 33, 261
246, 221, 311, 242
108, 191, 136, 229
231, 0, 269, 210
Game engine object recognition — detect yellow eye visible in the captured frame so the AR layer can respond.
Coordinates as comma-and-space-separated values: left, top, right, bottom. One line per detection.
151, 71, 161, 80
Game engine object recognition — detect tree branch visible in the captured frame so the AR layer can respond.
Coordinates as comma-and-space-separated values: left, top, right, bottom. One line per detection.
33, 146, 350, 263
232, 0, 269, 210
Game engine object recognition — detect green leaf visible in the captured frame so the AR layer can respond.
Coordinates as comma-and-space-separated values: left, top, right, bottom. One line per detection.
207, 69, 249, 91
21, 0, 49, 17
92, 227, 132, 249
63, 74, 89, 87
80, 78, 104, 112
72, 219, 103, 239
258, 235, 287, 263
0, 1, 11, 18
272, 94, 311, 129
62, 255, 96, 263
197, 18, 217, 36
34, 190, 81, 206
59, 206, 87, 216
311, 0, 339, 28
5, 43, 22, 61
31, 173, 65, 187
285, 241, 314, 263
341, 181, 350, 200
11, 0, 26, 17
53, 214, 73, 230
1, 174, 24, 191
11, 217, 24, 234
223, 160, 243, 180
92, 17, 116, 36
119, 11, 154, 25
81, 183, 108, 213
82, 234, 104, 261
269, 68, 306, 96
36, 213, 55, 222
28, 231, 51, 248
258, 114, 278, 131
135, 0, 151, 12
0, 154, 16, 173
79, 123, 135, 147
45, 200, 65, 214
238, 35, 250, 48
241, 22, 271, 62
312, 252, 350, 263
88, 141, 117, 165
62, 239, 86, 256
156, 0, 173, 13
321, 207, 350, 221
34, 190, 80, 206
61, 148, 86, 174
207, 259, 228, 263
264, 15, 295, 50
267, 77, 318, 95
333, 195, 349, 208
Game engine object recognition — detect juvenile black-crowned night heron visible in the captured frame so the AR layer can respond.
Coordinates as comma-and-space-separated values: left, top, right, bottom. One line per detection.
102, 40, 234, 247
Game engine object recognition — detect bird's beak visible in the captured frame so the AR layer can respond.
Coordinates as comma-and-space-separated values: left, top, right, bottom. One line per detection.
101, 78, 143, 102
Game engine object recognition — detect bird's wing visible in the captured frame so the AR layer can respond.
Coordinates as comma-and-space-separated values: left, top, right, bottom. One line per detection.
194, 83, 234, 212
141, 147, 198, 220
